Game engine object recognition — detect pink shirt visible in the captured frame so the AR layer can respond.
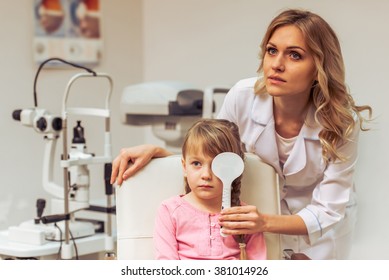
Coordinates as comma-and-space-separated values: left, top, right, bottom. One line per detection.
153, 195, 267, 260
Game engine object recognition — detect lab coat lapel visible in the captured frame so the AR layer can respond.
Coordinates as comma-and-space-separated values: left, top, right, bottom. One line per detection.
282, 133, 306, 176
251, 94, 282, 175
282, 106, 321, 176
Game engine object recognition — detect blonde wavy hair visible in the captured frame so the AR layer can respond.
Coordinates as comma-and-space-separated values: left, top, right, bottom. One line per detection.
255, 9, 372, 162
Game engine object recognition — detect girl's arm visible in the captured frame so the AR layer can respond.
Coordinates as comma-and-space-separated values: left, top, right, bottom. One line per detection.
245, 231, 268, 260
153, 203, 180, 260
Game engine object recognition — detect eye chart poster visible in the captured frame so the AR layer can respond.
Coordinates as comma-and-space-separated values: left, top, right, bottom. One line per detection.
33, 0, 102, 66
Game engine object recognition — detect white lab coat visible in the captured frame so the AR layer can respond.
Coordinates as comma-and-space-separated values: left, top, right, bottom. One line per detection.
218, 77, 358, 259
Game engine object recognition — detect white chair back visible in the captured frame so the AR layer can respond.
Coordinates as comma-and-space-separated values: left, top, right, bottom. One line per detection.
115, 153, 281, 259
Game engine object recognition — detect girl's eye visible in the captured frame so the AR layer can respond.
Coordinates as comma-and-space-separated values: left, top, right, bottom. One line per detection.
266, 47, 277, 55
192, 161, 201, 167
290, 51, 302, 60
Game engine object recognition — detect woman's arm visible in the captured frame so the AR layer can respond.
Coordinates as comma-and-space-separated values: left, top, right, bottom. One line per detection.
220, 126, 360, 239
110, 144, 172, 186
297, 125, 360, 244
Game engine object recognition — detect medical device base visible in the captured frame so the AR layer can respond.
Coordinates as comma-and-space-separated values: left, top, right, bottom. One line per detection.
8, 219, 95, 245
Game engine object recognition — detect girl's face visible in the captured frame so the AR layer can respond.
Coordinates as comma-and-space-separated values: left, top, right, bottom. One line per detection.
263, 25, 317, 100
182, 150, 223, 206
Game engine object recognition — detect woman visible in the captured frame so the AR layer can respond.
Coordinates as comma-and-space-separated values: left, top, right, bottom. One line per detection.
111, 9, 372, 259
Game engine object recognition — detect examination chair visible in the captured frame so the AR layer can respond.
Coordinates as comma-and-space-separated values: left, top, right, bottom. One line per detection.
115, 153, 283, 260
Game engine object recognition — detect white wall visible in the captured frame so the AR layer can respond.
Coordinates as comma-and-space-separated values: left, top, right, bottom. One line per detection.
141, 0, 389, 259
0, 1, 145, 230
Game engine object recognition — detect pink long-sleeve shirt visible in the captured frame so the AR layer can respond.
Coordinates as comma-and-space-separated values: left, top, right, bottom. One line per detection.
153, 195, 267, 260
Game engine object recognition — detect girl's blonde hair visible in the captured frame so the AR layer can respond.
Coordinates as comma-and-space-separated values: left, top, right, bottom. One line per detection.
255, 9, 372, 162
182, 119, 248, 259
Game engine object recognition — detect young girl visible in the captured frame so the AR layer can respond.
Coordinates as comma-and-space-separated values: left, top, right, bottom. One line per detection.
153, 119, 266, 260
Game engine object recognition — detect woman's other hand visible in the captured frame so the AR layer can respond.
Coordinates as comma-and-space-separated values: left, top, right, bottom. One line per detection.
110, 144, 171, 186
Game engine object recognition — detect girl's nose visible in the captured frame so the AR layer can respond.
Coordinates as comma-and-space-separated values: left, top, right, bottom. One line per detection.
201, 166, 212, 181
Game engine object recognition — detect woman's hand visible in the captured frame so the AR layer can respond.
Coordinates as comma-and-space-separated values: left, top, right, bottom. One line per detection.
220, 205, 308, 236
218, 205, 267, 235
110, 144, 171, 186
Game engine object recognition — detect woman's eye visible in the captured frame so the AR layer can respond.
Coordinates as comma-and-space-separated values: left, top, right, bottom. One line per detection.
266, 47, 277, 55
290, 51, 302, 60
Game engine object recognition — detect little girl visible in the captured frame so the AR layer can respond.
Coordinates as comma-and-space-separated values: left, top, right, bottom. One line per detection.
153, 119, 267, 260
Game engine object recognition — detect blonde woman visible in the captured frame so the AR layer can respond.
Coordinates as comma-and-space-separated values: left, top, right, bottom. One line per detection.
111, 9, 372, 259
153, 119, 266, 260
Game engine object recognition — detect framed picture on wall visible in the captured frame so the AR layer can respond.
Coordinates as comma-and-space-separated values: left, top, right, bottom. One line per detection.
33, 0, 102, 66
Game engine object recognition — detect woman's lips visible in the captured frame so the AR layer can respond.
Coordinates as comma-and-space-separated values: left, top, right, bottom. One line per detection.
268, 75, 286, 83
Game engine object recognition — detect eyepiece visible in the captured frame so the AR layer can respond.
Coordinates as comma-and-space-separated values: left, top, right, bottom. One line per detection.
12, 109, 22, 121
52, 117, 63, 131
36, 117, 47, 132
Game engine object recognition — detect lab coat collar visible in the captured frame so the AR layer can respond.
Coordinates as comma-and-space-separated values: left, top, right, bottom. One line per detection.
250, 93, 321, 176
300, 106, 321, 141
251, 93, 321, 139
251, 93, 273, 125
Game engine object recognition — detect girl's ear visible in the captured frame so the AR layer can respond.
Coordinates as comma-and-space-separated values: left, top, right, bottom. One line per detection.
181, 157, 187, 176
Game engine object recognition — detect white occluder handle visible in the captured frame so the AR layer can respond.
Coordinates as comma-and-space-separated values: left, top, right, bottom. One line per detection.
211, 152, 244, 237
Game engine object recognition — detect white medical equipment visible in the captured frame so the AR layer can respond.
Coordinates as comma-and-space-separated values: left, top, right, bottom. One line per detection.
116, 153, 283, 260
5, 58, 115, 260
120, 81, 229, 152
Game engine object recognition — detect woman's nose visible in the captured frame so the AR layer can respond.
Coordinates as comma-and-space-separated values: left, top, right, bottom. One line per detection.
271, 55, 285, 72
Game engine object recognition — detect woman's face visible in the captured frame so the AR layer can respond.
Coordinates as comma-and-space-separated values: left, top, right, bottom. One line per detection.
263, 25, 317, 100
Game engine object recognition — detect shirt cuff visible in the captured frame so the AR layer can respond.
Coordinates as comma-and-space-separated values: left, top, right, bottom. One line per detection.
297, 207, 323, 245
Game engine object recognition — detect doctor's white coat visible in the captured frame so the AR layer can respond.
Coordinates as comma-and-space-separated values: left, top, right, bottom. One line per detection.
218, 77, 358, 259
